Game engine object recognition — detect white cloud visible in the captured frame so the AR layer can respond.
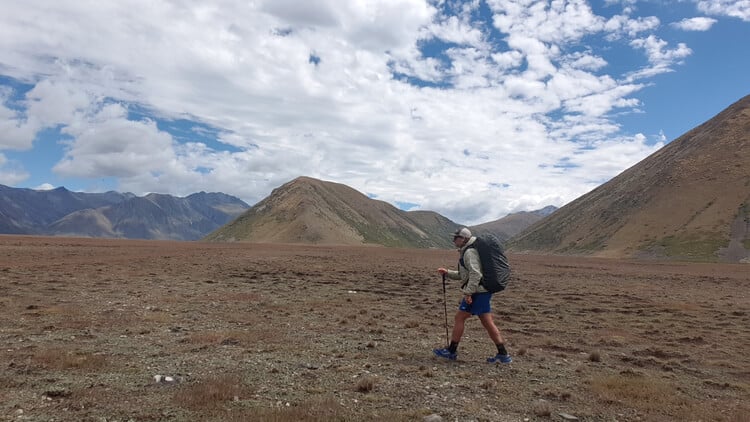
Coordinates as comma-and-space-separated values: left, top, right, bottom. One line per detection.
0, 153, 29, 185
54, 103, 177, 179
671, 17, 718, 31
697, 0, 750, 21
626, 35, 692, 81
604, 14, 660, 40
0, 0, 724, 224
0, 89, 39, 150
34, 183, 55, 190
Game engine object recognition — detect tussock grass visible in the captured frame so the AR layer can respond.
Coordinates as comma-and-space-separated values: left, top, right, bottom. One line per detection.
173, 374, 251, 410
184, 330, 253, 346
590, 373, 679, 411
184, 327, 291, 347
671, 400, 750, 422
32, 347, 108, 371
42, 305, 89, 329
531, 399, 552, 416
142, 310, 172, 323
355, 376, 376, 393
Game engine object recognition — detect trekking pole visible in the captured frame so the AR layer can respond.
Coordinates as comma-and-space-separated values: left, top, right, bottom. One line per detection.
442, 273, 449, 346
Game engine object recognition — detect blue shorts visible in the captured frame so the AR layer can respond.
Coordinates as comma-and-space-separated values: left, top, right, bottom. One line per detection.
458, 292, 493, 315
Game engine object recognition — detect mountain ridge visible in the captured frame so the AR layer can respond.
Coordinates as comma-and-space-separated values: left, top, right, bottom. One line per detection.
205, 176, 457, 248
0, 186, 249, 241
509, 94, 750, 263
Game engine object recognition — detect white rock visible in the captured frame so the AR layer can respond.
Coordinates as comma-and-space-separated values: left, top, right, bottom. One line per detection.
423, 414, 442, 422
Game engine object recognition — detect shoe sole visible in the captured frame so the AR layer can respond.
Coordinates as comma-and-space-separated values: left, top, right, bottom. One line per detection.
433, 352, 457, 361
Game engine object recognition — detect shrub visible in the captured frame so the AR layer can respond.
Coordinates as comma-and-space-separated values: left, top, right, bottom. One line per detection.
532, 399, 552, 416
355, 376, 376, 393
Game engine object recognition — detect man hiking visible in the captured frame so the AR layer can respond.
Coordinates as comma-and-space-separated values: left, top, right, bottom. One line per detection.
433, 227, 512, 363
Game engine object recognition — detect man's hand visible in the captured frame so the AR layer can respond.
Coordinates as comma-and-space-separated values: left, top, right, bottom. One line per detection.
464, 294, 473, 305
437, 267, 448, 275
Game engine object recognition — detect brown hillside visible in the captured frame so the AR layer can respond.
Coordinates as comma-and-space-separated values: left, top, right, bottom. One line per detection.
205, 176, 456, 248
510, 94, 750, 262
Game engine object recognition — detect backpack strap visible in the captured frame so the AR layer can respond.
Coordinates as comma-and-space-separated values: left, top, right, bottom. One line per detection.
459, 243, 475, 269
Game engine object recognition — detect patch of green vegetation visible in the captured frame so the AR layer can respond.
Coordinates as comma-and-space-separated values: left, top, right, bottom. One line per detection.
743, 239, 750, 250
655, 232, 728, 262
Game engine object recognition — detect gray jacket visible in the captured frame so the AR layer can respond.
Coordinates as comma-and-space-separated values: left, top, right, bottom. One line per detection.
444, 236, 488, 295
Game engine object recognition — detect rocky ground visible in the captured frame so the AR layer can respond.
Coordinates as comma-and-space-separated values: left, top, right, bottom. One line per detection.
1, 236, 749, 421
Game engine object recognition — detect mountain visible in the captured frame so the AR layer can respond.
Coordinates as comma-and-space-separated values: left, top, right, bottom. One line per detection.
470, 206, 558, 241
510, 94, 750, 263
0, 185, 133, 234
205, 176, 456, 248
0, 186, 249, 241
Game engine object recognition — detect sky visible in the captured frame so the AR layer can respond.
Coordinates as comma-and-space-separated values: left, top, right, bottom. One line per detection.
1, 0, 749, 225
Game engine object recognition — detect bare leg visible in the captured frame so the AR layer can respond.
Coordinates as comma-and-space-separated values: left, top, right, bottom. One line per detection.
478, 313, 504, 345
451, 311, 472, 343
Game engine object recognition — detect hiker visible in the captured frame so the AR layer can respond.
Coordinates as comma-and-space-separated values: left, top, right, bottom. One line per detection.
434, 227, 512, 363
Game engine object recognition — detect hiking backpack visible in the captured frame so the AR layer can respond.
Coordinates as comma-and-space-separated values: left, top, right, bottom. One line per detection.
461, 234, 511, 293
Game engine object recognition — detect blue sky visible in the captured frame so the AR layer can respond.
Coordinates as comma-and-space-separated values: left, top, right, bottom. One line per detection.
1, 0, 749, 225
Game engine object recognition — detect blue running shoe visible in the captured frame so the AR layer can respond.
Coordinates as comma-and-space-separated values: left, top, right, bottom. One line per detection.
433, 348, 457, 361
487, 353, 512, 364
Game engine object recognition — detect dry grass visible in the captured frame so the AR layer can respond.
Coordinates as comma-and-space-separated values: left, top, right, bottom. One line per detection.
173, 374, 252, 411
142, 310, 172, 323
183, 330, 253, 346
355, 376, 377, 393
590, 373, 679, 411
32, 347, 108, 371
588, 350, 602, 362
531, 399, 552, 416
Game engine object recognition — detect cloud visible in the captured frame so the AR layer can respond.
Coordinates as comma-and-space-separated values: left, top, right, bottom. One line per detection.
0, 153, 29, 185
0, 1, 721, 224
0, 88, 39, 150
697, 0, 750, 21
34, 183, 55, 190
604, 14, 660, 40
671, 17, 717, 31
625, 35, 692, 81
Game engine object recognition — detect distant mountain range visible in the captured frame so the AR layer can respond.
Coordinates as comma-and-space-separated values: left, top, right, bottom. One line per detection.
471, 206, 557, 241
5, 94, 745, 261
204, 176, 555, 248
0, 180, 553, 246
510, 94, 750, 263
0, 186, 249, 240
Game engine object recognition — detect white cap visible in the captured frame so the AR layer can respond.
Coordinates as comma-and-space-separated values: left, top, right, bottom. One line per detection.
452, 227, 472, 238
